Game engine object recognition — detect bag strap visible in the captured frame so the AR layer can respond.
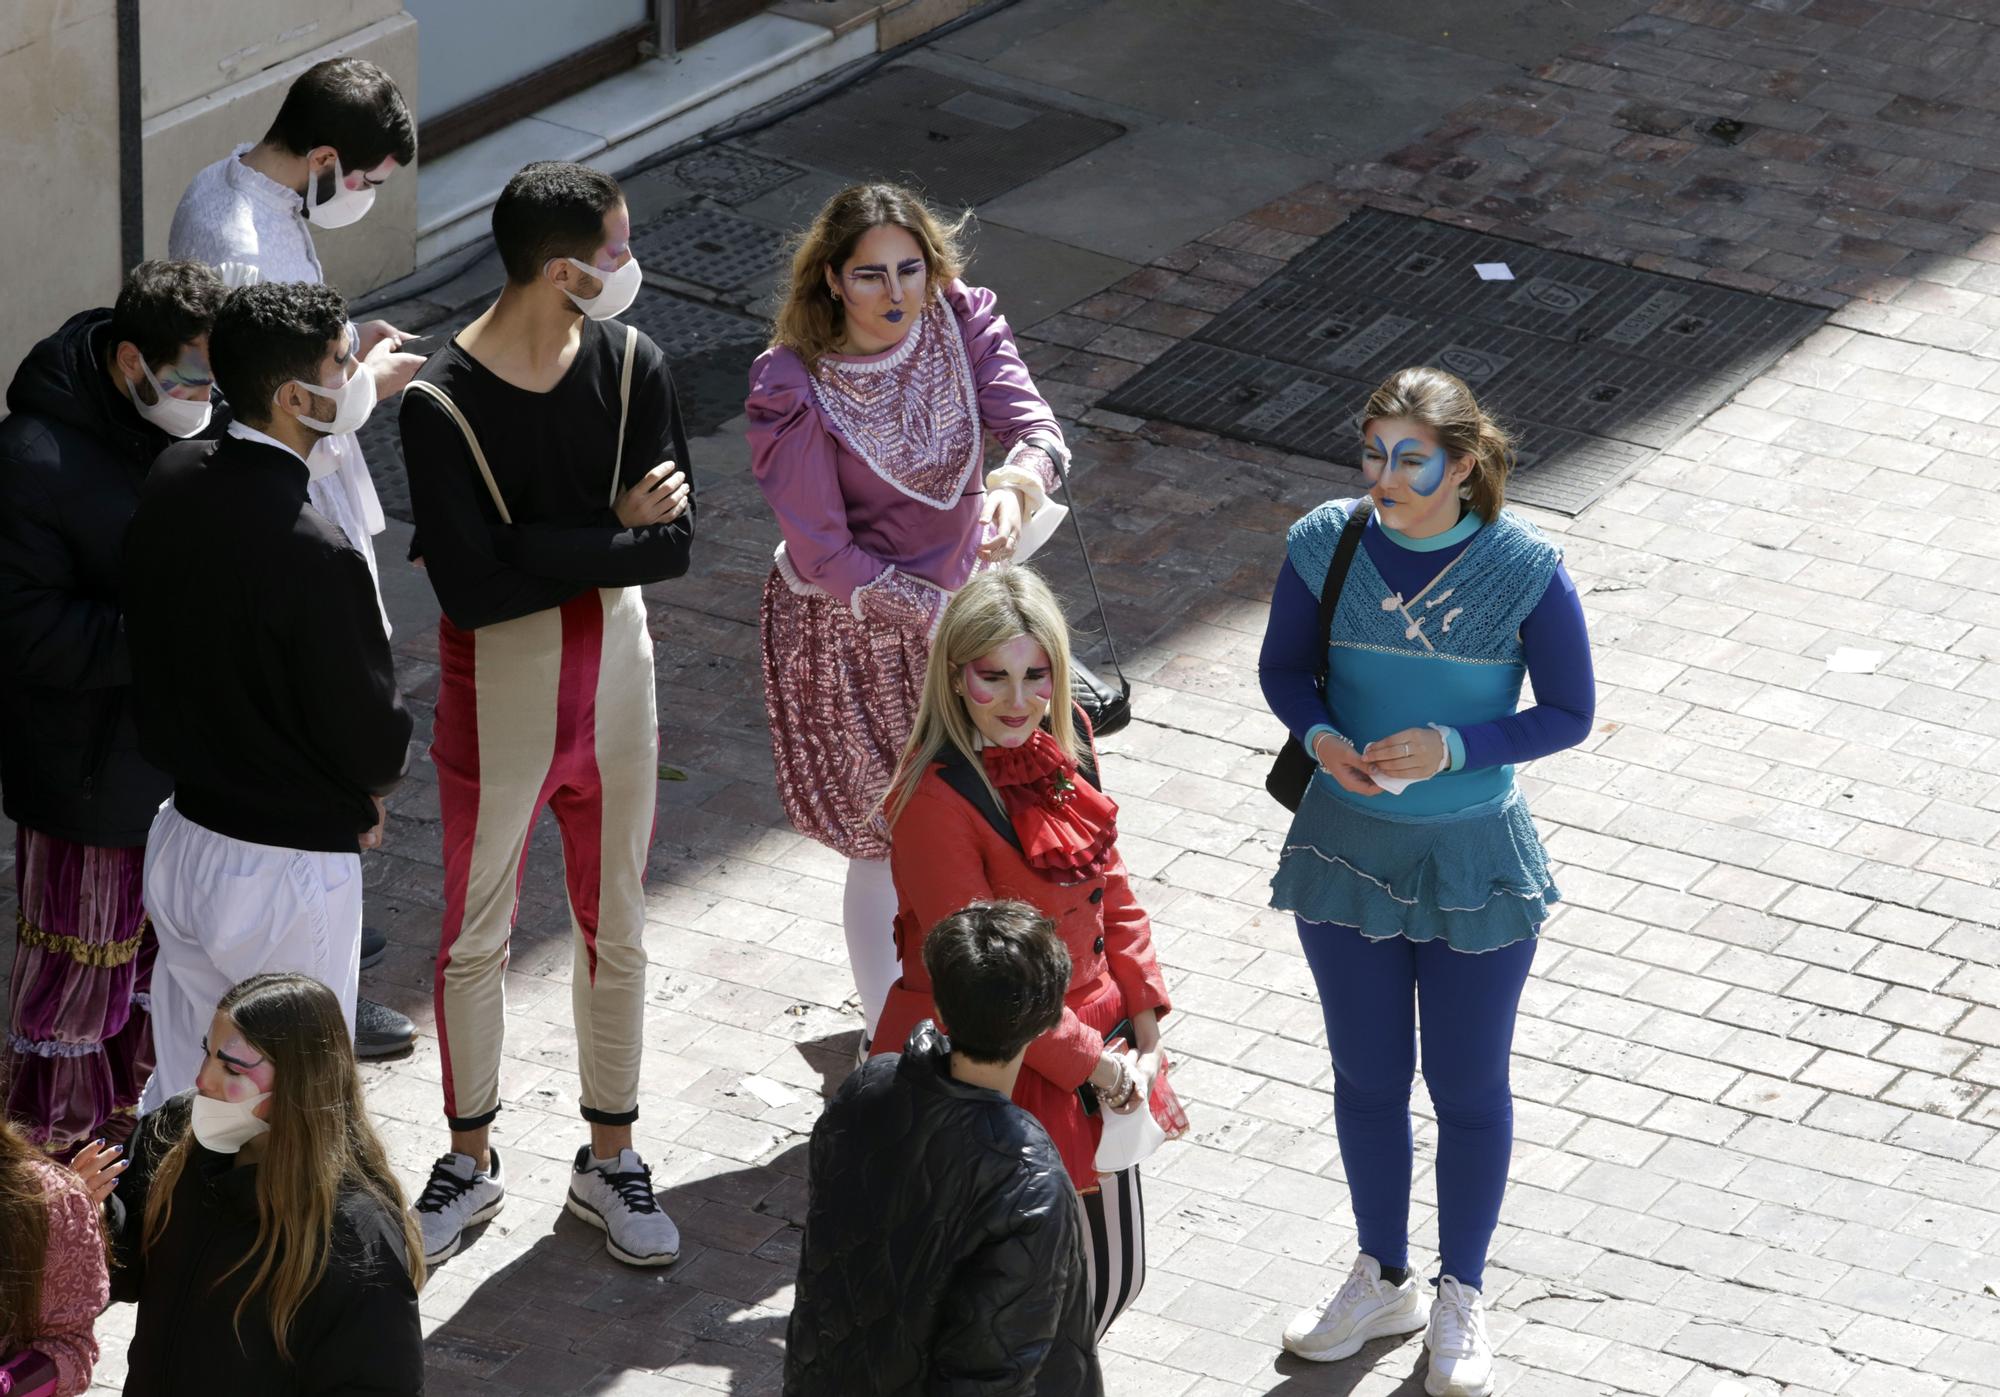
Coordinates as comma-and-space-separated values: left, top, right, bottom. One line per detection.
405, 379, 512, 525
611, 322, 636, 507
1314, 498, 1375, 689
1052, 456, 1127, 691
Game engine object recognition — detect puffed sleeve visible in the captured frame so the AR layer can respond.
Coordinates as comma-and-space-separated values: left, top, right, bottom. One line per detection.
745, 347, 886, 606
32, 1166, 109, 1397
945, 280, 1067, 516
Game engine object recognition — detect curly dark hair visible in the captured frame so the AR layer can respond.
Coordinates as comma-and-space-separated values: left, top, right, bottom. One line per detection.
110, 260, 227, 367
263, 57, 416, 173
924, 900, 1071, 1064
492, 161, 625, 284
208, 282, 350, 427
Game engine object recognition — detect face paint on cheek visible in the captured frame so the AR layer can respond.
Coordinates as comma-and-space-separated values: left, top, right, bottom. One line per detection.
1029, 679, 1053, 704
1404, 444, 1449, 497
962, 669, 999, 706
216, 1034, 274, 1098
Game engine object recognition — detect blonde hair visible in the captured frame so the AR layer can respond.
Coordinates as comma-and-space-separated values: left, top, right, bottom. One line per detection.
884, 567, 1079, 828
144, 974, 423, 1360
1361, 365, 1514, 520
770, 182, 969, 372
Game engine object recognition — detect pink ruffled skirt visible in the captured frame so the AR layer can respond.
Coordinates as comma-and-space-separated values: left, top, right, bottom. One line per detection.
5, 827, 155, 1151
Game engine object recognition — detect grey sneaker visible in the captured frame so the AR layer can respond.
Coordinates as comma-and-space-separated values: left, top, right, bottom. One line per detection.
566, 1146, 680, 1267
413, 1148, 504, 1265
1282, 1253, 1430, 1362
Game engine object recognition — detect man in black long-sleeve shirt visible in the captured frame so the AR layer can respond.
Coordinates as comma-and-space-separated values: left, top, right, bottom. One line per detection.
123, 281, 413, 1109
398, 161, 694, 1271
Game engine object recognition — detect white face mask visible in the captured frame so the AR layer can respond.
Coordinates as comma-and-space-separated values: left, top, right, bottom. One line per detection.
191, 1090, 272, 1154
304, 154, 377, 230
281, 364, 377, 436
561, 256, 642, 321
125, 356, 212, 438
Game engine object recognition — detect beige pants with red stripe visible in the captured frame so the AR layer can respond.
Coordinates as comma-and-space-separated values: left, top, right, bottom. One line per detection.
432, 587, 657, 1130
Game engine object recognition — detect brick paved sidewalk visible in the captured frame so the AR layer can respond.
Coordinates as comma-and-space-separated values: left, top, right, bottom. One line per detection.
14, 1, 2000, 1393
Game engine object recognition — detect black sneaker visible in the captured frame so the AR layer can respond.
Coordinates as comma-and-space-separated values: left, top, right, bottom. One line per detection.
360, 924, 388, 970
354, 997, 416, 1058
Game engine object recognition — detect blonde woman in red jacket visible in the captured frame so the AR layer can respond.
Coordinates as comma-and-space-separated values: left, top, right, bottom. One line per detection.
877, 565, 1172, 1341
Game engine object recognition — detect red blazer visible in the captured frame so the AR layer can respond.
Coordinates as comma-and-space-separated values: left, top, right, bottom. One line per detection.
876, 753, 1172, 1187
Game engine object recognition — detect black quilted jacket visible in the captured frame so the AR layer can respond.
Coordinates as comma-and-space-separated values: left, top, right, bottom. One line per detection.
784, 1022, 1103, 1396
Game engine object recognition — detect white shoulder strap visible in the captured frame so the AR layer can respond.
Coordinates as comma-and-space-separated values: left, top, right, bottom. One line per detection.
611, 322, 637, 507
404, 379, 512, 525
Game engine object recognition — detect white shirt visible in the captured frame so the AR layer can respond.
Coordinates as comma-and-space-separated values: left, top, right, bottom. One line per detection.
170, 144, 389, 629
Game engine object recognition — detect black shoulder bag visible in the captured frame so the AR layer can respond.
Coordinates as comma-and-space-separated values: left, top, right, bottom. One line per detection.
1053, 459, 1132, 737
1265, 498, 1373, 811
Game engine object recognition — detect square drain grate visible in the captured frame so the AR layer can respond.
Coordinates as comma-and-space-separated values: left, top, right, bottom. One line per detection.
631, 207, 788, 293
745, 64, 1124, 207
354, 288, 768, 522
1100, 208, 1827, 515
663, 145, 804, 206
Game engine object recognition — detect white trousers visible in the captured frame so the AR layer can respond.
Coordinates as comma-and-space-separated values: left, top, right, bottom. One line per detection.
137, 801, 363, 1111
843, 856, 900, 1040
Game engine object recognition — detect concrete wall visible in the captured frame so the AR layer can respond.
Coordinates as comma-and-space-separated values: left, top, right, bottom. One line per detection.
0, 0, 125, 391
0, 3, 418, 401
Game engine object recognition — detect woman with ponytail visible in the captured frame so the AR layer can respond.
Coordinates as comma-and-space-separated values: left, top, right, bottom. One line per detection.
108, 973, 422, 1395
1258, 367, 1594, 1397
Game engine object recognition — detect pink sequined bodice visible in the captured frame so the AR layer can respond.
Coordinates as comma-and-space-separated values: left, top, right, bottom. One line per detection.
808, 294, 982, 510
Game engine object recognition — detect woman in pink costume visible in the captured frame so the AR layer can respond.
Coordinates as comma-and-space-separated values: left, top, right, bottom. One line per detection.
747, 183, 1067, 1049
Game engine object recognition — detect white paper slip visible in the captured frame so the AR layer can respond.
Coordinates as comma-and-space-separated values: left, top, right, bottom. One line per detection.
1826, 647, 1884, 673
1371, 773, 1417, 796
739, 1075, 797, 1109
1475, 262, 1515, 281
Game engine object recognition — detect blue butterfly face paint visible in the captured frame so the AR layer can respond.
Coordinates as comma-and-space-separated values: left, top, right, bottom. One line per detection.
1362, 433, 1450, 497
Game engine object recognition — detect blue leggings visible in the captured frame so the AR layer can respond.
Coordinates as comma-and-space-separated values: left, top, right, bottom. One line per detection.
1297, 919, 1538, 1292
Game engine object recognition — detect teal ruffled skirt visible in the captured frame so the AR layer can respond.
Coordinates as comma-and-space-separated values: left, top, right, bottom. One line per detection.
1270, 775, 1557, 953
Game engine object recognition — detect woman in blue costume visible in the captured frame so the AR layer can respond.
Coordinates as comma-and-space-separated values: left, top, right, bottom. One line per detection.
1260, 366, 1594, 1397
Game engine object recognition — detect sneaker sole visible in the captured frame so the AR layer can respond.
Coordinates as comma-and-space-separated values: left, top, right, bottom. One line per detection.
565, 1191, 679, 1267
1283, 1297, 1431, 1363
1423, 1368, 1493, 1397
420, 1195, 505, 1266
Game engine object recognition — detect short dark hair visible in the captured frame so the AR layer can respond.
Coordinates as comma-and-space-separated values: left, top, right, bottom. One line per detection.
110, 260, 227, 367
263, 58, 416, 171
924, 901, 1070, 1065
208, 282, 349, 427
492, 162, 625, 284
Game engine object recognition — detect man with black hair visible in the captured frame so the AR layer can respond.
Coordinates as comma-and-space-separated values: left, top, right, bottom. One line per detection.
121, 281, 413, 1113
401, 159, 694, 1270
785, 900, 1102, 1395
0, 259, 226, 1151
169, 54, 426, 1055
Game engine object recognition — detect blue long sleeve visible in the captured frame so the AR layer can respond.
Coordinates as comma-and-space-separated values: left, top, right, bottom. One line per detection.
1259, 520, 1595, 771
1259, 559, 1340, 744
1457, 562, 1594, 771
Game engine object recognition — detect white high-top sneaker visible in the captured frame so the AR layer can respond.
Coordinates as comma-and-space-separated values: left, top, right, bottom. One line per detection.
1281, 1253, 1430, 1362
1424, 1274, 1494, 1397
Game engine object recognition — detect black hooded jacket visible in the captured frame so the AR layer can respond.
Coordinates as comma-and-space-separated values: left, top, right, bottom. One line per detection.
784, 1022, 1102, 1397
0, 309, 183, 845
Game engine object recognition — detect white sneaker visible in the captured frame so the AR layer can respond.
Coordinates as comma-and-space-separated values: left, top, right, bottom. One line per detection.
1424, 1274, 1494, 1397
567, 1146, 680, 1267
413, 1148, 505, 1265
1282, 1253, 1430, 1362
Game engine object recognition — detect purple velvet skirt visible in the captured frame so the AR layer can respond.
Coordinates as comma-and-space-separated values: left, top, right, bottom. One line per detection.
5, 827, 155, 1151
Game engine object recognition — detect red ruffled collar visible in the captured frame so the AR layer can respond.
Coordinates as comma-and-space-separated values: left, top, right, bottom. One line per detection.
980, 730, 1118, 881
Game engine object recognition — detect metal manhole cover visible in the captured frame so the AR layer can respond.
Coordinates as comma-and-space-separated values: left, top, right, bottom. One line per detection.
631, 207, 787, 292
353, 288, 767, 522
664, 145, 804, 206
1101, 209, 1827, 515
745, 65, 1124, 207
